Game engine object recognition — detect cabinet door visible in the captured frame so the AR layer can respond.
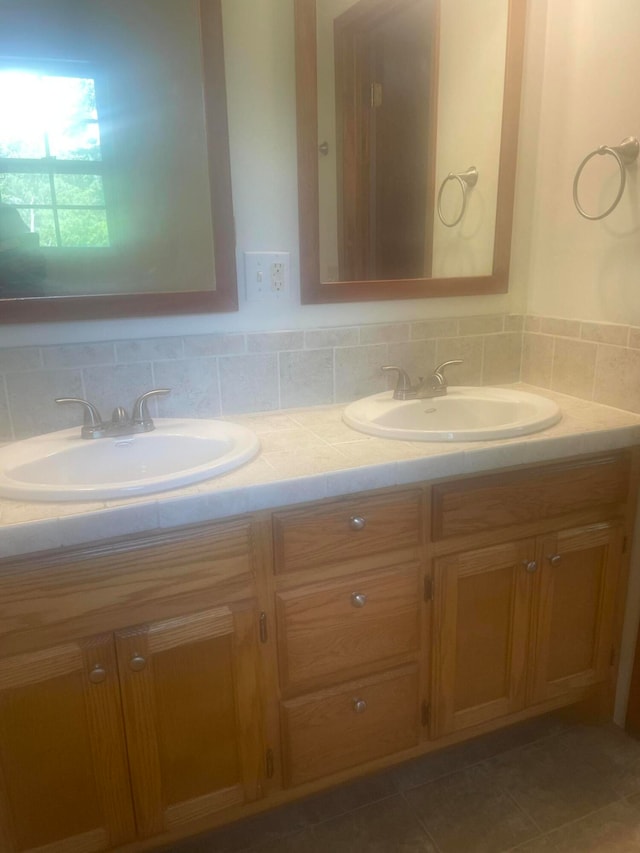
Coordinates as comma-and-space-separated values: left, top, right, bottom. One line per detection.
529, 522, 623, 703
0, 635, 135, 853
115, 604, 264, 839
432, 540, 535, 737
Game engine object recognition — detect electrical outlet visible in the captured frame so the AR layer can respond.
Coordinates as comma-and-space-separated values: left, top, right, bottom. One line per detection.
271, 262, 286, 292
244, 252, 289, 301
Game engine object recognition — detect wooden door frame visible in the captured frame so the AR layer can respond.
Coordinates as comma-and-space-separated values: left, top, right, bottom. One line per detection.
334, 0, 439, 282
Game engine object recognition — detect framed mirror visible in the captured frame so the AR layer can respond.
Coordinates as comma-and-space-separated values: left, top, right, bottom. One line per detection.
0, 0, 237, 323
295, 0, 526, 303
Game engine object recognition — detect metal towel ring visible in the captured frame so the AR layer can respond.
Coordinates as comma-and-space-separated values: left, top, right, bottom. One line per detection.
437, 166, 478, 227
573, 136, 639, 220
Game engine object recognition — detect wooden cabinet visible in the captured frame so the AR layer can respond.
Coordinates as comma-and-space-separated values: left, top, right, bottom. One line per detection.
0, 635, 135, 853
430, 453, 634, 739
0, 519, 268, 853
115, 603, 263, 839
273, 490, 427, 787
529, 522, 623, 703
431, 539, 534, 736
281, 665, 420, 786
275, 564, 421, 690
0, 449, 637, 851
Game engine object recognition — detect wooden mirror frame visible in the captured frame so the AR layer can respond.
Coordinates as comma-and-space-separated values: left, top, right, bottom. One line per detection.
1, 0, 237, 323
295, 0, 527, 304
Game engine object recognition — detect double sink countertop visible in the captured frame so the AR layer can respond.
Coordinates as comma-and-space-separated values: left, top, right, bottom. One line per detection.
2, 384, 640, 560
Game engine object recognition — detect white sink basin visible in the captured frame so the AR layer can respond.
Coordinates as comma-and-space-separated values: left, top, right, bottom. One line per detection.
343, 387, 561, 442
0, 418, 260, 502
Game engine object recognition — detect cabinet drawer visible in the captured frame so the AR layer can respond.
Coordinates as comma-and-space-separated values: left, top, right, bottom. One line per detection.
273, 490, 423, 574
281, 666, 419, 786
0, 518, 256, 655
276, 565, 420, 689
432, 453, 630, 541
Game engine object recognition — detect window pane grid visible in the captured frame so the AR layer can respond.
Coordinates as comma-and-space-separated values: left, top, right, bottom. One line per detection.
0, 158, 104, 176
0, 68, 109, 248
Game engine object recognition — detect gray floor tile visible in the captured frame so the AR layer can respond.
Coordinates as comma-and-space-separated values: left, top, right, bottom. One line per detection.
163, 771, 398, 852
483, 724, 640, 833
404, 764, 539, 853
392, 715, 567, 791
510, 798, 640, 852
305, 795, 436, 852
160, 722, 640, 853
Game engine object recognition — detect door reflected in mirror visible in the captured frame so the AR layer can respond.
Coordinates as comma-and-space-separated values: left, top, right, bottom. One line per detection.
0, 0, 237, 321
296, 0, 526, 303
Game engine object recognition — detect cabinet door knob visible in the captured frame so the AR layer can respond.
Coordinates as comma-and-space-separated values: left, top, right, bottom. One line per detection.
349, 515, 366, 531
88, 664, 107, 684
353, 698, 367, 713
351, 592, 368, 608
547, 554, 561, 567
523, 560, 537, 573
129, 654, 147, 672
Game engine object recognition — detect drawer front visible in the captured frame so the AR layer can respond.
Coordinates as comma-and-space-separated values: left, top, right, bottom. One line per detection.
273, 490, 423, 574
0, 519, 256, 655
281, 666, 419, 786
276, 565, 420, 689
432, 453, 630, 541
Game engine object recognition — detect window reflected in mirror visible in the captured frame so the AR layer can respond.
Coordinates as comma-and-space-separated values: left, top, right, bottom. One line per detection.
0, 0, 237, 320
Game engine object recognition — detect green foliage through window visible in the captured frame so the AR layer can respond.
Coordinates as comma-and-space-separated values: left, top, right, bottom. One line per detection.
0, 67, 110, 249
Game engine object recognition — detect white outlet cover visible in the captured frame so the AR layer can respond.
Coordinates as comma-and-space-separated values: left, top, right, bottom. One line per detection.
244, 251, 290, 301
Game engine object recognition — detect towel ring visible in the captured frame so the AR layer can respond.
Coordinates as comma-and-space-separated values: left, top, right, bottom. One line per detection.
437, 166, 478, 227
573, 136, 639, 220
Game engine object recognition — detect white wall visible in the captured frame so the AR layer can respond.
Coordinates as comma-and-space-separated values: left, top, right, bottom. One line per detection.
516, 0, 640, 726
431, 0, 507, 277
0, 0, 522, 347
522, 0, 640, 324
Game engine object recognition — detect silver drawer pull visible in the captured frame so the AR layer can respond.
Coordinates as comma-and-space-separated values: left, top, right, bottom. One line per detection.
349, 515, 366, 531
523, 560, 537, 573
353, 698, 367, 714
129, 654, 147, 672
88, 665, 107, 684
351, 592, 368, 608
547, 553, 561, 567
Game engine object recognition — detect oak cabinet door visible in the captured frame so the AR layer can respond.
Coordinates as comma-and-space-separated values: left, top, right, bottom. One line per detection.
115, 604, 264, 839
529, 522, 623, 703
432, 540, 535, 737
0, 634, 135, 853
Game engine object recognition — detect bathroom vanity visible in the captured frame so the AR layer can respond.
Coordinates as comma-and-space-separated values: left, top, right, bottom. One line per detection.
1, 390, 639, 852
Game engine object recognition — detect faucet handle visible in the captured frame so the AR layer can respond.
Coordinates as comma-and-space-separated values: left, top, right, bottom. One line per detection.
432, 359, 463, 385
381, 366, 413, 400
131, 389, 171, 429
55, 397, 104, 437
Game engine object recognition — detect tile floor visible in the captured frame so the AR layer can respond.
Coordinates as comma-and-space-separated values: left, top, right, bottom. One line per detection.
164, 716, 640, 853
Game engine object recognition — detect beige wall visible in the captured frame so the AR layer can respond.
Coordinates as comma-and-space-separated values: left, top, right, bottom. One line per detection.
520, 0, 640, 324
432, 0, 507, 277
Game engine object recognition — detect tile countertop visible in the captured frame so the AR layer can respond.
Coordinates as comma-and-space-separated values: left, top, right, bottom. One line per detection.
1, 384, 640, 561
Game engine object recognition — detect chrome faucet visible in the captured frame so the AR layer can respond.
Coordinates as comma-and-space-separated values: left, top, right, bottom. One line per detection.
382, 360, 463, 400
56, 389, 171, 439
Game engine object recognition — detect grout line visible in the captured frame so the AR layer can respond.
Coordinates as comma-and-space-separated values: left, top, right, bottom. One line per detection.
502, 786, 545, 836
399, 789, 446, 853
590, 343, 600, 402
395, 725, 568, 794
505, 794, 634, 851
1, 373, 15, 441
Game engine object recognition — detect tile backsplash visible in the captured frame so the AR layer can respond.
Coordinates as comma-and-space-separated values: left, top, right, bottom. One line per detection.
522, 316, 640, 415
0, 314, 523, 440
2, 313, 638, 442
